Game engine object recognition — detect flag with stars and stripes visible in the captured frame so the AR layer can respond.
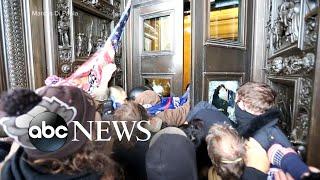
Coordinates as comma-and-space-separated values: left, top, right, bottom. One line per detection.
45, 0, 132, 101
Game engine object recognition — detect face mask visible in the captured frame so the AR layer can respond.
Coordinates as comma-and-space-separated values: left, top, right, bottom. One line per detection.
235, 103, 257, 125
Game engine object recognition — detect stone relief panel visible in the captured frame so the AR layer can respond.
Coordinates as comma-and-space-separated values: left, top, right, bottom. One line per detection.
267, 52, 315, 75
269, 0, 302, 56
73, 9, 111, 59
265, 0, 318, 159
303, 0, 319, 49
80, 0, 114, 17
56, 0, 73, 75
270, 80, 295, 136
55, 0, 121, 82
269, 77, 313, 159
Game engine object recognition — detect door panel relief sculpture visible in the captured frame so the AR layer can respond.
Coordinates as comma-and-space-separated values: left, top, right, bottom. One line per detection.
54, 0, 123, 86
265, 0, 318, 159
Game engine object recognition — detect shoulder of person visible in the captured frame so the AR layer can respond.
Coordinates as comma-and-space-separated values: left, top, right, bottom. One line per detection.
266, 126, 292, 148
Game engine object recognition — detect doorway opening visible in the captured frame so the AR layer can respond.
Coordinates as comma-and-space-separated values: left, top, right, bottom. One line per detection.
183, 0, 191, 91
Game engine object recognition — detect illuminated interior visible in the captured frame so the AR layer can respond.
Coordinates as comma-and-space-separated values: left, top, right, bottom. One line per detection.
209, 0, 240, 41
183, 14, 191, 90
145, 78, 171, 97
143, 15, 172, 51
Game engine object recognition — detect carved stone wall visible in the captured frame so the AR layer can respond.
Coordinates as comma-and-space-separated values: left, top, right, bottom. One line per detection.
265, 0, 318, 159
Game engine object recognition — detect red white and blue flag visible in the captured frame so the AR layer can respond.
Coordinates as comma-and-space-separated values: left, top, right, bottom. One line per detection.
45, 0, 132, 101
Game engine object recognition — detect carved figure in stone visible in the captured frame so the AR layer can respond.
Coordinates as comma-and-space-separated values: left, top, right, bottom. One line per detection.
279, 1, 295, 27
76, 33, 85, 57
273, 20, 284, 49
271, 57, 284, 74
87, 21, 94, 56
291, 109, 309, 143
299, 78, 312, 106
290, 56, 304, 74
287, 2, 300, 43
58, 15, 70, 47
277, 0, 300, 45
305, 17, 317, 47
302, 53, 315, 73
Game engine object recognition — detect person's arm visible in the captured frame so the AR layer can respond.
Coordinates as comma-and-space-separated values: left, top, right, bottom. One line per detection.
156, 101, 190, 126
243, 138, 270, 180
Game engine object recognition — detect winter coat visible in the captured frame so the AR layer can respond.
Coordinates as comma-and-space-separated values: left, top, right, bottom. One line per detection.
236, 108, 292, 150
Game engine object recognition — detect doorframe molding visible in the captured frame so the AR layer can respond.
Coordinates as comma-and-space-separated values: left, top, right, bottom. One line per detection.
191, 0, 205, 106
0, 26, 6, 92
250, 0, 267, 82
307, 13, 320, 167
0, 0, 29, 89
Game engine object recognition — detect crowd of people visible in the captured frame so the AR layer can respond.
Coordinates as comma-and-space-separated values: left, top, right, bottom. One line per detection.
0, 82, 319, 180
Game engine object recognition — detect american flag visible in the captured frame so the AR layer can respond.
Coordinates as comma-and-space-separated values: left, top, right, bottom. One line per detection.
45, 0, 132, 101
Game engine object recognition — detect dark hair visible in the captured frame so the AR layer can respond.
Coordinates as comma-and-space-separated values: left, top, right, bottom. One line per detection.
206, 124, 245, 180
1, 89, 121, 179
30, 130, 122, 179
180, 119, 206, 148
0, 88, 42, 116
237, 82, 276, 114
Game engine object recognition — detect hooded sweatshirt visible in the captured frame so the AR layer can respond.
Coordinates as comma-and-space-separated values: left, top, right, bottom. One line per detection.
146, 127, 198, 180
1, 148, 101, 180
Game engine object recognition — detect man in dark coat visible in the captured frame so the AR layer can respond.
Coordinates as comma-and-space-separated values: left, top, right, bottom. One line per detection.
234, 82, 291, 150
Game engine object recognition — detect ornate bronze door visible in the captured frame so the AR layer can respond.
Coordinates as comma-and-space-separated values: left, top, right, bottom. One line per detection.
128, 0, 184, 96
192, 0, 253, 121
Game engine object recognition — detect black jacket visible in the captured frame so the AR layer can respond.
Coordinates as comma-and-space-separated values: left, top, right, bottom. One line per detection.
241, 167, 268, 180
236, 108, 292, 150
1, 148, 102, 180
186, 101, 232, 129
0, 141, 11, 162
112, 141, 150, 180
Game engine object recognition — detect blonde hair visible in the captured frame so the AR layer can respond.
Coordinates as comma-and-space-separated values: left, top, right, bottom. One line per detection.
206, 124, 245, 180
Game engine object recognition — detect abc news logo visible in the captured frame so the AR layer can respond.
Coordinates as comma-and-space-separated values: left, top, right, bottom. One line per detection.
28, 112, 151, 152
28, 112, 68, 152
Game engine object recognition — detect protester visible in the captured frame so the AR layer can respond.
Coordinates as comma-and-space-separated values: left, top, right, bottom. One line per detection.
111, 101, 150, 180
146, 127, 198, 180
242, 139, 320, 180
134, 88, 190, 126
234, 82, 291, 150
128, 86, 153, 101
268, 144, 320, 180
206, 124, 246, 180
0, 86, 120, 180
242, 138, 270, 180
0, 89, 42, 162
108, 86, 128, 108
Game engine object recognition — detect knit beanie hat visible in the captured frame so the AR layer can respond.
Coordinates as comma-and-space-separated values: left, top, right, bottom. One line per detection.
0, 86, 96, 160
268, 144, 309, 180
